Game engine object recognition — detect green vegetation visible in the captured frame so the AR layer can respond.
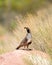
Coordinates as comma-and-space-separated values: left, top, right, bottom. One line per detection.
0, 26, 6, 36
0, 0, 47, 12
8, 21, 17, 32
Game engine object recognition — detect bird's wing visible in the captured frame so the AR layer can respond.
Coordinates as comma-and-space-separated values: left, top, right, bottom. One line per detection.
20, 37, 28, 44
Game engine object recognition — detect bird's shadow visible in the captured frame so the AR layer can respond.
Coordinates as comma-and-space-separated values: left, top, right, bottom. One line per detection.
22, 48, 32, 51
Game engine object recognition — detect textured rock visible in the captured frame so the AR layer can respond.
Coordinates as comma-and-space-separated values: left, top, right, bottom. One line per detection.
0, 50, 51, 65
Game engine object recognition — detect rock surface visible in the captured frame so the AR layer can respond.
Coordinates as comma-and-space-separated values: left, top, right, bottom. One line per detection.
0, 50, 51, 65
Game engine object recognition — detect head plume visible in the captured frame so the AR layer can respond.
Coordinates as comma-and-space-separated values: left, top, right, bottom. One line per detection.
24, 27, 30, 33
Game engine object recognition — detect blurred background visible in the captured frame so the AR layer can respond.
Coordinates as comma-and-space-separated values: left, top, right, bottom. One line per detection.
0, 0, 52, 58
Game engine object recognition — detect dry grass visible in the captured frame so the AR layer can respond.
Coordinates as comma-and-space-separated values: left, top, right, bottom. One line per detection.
14, 5, 52, 54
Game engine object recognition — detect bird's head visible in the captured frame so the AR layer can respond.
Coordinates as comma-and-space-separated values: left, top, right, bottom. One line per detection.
24, 27, 30, 33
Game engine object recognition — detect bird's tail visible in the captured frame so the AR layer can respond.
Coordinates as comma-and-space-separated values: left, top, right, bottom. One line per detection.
16, 45, 22, 49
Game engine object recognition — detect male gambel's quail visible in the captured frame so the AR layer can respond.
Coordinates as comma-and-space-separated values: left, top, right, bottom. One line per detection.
16, 27, 32, 49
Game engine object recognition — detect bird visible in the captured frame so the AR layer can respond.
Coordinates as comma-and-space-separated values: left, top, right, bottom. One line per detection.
16, 27, 32, 49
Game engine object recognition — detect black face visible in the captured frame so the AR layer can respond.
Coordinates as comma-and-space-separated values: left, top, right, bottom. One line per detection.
24, 27, 30, 33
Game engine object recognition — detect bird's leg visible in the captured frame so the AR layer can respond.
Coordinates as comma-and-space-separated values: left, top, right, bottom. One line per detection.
27, 44, 29, 50
24, 46, 25, 49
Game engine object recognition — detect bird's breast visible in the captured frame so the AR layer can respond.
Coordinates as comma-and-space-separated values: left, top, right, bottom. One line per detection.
26, 33, 32, 40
